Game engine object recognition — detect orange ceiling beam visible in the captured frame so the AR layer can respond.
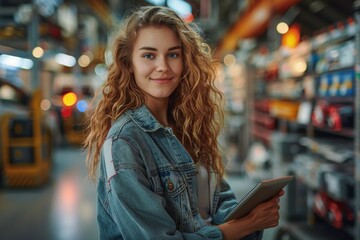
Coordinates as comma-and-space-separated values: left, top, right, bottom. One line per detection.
216, 0, 300, 58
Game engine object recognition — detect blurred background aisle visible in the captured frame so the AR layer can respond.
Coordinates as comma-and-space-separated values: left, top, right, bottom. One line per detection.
0, 147, 98, 240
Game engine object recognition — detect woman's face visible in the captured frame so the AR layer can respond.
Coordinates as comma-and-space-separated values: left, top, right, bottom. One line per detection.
131, 25, 183, 105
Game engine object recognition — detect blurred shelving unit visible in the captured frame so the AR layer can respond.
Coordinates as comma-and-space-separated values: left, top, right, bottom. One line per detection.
245, 1, 360, 239
0, 0, 110, 185
353, 2, 360, 240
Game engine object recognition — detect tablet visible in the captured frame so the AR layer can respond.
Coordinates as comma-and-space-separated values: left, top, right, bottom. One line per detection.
224, 175, 294, 222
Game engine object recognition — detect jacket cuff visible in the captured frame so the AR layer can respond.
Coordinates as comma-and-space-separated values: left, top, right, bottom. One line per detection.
197, 225, 223, 239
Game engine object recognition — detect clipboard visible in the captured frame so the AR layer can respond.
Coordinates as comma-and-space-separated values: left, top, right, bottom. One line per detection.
224, 175, 294, 222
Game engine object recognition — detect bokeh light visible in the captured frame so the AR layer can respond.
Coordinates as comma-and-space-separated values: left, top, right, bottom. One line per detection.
62, 92, 77, 107
40, 99, 52, 111
32, 46, 44, 58
76, 100, 88, 112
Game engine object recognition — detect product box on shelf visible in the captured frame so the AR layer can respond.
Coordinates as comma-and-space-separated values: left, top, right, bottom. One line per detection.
328, 73, 341, 97
293, 153, 336, 190
324, 41, 355, 71
299, 137, 354, 163
339, 70, 355, 96
323, 171, 354, 201
269, 100, 300, 121
312, 100, 328, 128
318, 74, 331, 97
326, 104, 354, 131
311, 100, 354, 131
313, 191, 354, 229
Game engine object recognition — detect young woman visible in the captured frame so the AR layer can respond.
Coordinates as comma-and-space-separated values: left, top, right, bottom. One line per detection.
84, 6, 284, 240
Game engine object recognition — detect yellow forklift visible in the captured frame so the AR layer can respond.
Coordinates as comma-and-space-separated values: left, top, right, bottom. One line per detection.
1, 89, 53, 187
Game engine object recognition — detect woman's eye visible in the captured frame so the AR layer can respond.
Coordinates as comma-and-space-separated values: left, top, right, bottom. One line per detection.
168, 52, 179, 58
143, 53, 154, 59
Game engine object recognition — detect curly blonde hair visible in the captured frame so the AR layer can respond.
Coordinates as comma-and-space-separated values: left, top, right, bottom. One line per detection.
84, 6, 225, 181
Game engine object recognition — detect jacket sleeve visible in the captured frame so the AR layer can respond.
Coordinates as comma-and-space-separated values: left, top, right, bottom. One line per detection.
211, 177, 238, 224
212, 178, 264, 240
102, 137, 224, 240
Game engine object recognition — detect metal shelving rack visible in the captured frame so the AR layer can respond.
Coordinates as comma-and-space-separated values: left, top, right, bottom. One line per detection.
245, 2, 360, 239
354, 1, 360, 239
281, 2, 360, 239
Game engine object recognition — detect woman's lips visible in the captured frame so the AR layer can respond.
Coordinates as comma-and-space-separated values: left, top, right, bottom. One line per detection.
151, 77, 173, 84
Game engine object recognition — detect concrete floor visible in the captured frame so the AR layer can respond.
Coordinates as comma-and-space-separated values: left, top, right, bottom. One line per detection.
0, 147, 98, 240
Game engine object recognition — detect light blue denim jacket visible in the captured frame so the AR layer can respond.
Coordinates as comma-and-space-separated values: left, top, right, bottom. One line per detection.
97, 105, 263, 239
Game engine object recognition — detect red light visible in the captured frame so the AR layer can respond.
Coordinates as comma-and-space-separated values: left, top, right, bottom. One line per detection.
183, 13, 194, 23
61, 107, 72, 118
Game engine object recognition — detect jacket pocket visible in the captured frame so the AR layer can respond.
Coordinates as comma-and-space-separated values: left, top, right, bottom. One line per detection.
150, 165, 193, 231
158, 167, 187, 197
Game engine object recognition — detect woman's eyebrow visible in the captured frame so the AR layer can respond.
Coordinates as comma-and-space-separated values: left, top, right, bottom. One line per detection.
168, 46, 182, 51
139, 46, 157, 51
138, 46, 182, 51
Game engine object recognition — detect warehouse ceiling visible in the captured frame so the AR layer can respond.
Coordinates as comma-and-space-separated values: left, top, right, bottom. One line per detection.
291, 0, 355, 36
214, 0, 357, 55
100, 0, 357, 44
0, 0, 357, 52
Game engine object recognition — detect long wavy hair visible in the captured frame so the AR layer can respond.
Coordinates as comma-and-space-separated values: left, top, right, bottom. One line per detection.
84, 6, 225, 181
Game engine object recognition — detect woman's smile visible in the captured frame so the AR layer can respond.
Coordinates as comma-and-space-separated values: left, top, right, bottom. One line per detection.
150, 76, 174, 84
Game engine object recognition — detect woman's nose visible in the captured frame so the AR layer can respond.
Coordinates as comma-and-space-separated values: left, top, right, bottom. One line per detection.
156, 57, 169, 72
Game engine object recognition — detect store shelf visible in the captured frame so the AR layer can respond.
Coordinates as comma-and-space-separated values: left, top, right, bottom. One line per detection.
314, 34, 355, 51
315, 65, 355, 75
315, 96, 354, 103
313, 126, 354, 138
247, 7, 360, 239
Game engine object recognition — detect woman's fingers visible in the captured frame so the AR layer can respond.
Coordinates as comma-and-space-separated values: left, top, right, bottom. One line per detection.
277, 189, 285, 197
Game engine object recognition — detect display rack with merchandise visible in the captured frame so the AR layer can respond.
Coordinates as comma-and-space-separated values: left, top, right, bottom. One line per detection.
247, 3, 360, 239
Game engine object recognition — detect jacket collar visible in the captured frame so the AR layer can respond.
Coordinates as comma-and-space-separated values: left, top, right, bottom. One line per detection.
125, 105, 164, 132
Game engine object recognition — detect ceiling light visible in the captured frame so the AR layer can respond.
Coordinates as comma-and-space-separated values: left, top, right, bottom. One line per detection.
0, 54, 33, 69
277, 22, 289, 34
55, 53, 76, 67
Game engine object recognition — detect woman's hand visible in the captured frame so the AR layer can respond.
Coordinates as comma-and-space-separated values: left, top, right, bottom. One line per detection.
246, 189, 285, 231
218, 190, 285, 240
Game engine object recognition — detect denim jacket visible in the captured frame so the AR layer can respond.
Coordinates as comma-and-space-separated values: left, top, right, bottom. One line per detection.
97, 105, 263, 240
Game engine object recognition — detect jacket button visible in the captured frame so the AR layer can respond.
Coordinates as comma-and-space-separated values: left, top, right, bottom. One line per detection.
166, 178, 174, 191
